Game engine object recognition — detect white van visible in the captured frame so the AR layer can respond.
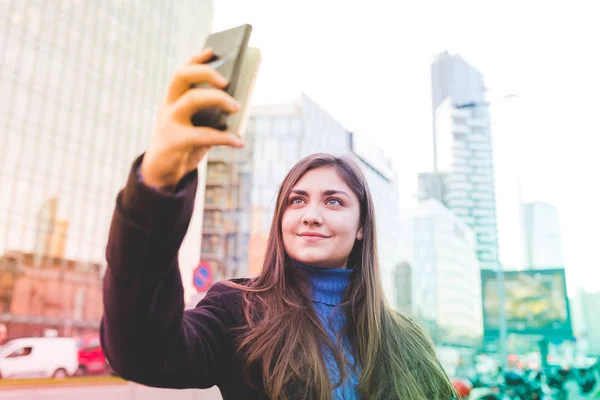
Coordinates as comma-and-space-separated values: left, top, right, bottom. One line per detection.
0, 337, 78, 379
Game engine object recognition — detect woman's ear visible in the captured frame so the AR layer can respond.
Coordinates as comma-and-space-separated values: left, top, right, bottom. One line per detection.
356, 227, 364, 241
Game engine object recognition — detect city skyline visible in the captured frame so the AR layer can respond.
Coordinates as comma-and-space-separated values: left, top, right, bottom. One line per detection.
1, 3, 596, 297
0, 2, 597, 395
213, 0, 600, 294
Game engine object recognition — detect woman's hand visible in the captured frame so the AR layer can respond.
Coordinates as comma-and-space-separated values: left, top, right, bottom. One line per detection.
140, 48, 243, 190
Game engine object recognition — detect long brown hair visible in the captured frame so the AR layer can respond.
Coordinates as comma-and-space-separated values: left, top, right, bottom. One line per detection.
226, 153, 455, 399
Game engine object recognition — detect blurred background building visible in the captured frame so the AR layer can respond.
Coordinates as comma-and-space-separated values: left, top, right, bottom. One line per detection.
0, 250, 102, 338
199, 139, 254, 282
431, 51, 487, 122
0, 0, 214, 338
570, 289, 600, 358
430, 51, 486, 171
431, 99, 499, 271
398, 199, 483, 349
424, 52, 499, 272
523, 201, 565, 270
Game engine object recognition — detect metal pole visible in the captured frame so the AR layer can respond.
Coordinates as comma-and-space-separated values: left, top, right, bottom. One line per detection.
497, 263, 508, 369
491, 96, 518, 371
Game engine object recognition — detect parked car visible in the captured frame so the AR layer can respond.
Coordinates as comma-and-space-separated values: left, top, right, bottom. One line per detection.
0, 337, 78, 379
76, 334, 108, 376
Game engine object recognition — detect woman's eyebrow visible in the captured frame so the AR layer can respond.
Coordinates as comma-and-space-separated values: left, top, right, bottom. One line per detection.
289, 189, 350, 199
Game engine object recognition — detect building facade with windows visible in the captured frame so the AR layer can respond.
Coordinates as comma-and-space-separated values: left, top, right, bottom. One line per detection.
426, 52, 500, 272
433, 98, 499, 270
199, 141, 254, 283
399, 199, 483, 348
0, 0, 214, 332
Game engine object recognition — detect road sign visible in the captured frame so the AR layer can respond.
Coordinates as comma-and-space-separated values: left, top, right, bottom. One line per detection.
193, 261, 214, 292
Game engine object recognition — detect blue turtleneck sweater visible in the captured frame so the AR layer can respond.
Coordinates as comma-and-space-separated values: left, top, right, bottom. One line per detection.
296, 262, 360, 400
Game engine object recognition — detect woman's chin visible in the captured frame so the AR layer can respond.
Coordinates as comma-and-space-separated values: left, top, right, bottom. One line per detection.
291, 253, 328, 267
293, 254, 345, 269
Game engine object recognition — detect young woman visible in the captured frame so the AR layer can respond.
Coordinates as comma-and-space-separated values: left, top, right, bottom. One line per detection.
100, 48, 456, 400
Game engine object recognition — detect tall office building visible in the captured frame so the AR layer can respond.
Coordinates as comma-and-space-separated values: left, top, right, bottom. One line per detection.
244, 95, 402, 301
0, 1, 214, 332
426, 52, 500, 270
523, 201, 564, 269
431, 51, 486, 166
398, 199, 483, 348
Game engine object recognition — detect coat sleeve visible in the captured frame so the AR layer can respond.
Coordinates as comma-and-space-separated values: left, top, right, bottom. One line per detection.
100, 154, 236, 389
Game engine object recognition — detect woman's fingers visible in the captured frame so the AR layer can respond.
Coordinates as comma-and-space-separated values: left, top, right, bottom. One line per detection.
166, 63, 229, 104
181, 127, 245, 148
172, 87, 239, 121
186, 48, 216, 65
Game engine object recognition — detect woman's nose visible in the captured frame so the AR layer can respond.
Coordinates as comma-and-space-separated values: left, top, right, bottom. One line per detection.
301, 205, 323, 225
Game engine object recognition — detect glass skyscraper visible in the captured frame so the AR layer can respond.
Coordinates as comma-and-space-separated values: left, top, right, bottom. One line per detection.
428, 52, 500, 271
0, 0, 213, 335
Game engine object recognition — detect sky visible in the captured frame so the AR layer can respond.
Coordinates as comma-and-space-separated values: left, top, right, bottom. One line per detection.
213, 0, 600, 294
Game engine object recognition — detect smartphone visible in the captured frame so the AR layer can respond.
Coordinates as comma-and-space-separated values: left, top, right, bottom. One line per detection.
191, 24, 261, 137
225, 47, 261, 137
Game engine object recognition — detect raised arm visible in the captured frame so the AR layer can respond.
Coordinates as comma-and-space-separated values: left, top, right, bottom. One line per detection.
100, 48, 245, 389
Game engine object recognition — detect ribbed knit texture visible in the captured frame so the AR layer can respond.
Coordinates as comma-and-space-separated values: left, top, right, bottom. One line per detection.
296, 262, 360, 400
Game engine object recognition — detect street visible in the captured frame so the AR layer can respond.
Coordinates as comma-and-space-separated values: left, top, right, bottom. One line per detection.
0, 383, 222, 400
0, 380, 593, 400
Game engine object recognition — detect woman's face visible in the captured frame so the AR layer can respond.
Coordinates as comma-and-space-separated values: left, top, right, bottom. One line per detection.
282, 166, 363, 269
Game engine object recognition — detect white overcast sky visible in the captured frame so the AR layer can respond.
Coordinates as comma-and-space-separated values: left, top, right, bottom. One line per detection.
213, 0, 600, 294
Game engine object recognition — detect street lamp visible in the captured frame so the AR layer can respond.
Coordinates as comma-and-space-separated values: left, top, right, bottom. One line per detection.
456, 94, 518, 370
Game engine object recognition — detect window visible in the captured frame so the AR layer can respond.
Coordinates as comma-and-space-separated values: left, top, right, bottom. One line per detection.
203, 211, 223, 230
225, 233, 236, 258
289, 117, 302, 134
7, 346, 33, 358
205, 187, 225, 207
12, 85, 29, 123
273, 117, 289, 134
206, 162, 228, 182
4, 33, 21, 74
255, 117, 272, 132
202, 234, 221, 254
21, 46, 37, 80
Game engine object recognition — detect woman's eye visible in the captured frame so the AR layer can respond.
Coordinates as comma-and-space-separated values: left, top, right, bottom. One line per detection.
290, 197, 304, 205
327, 198, 342, 206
